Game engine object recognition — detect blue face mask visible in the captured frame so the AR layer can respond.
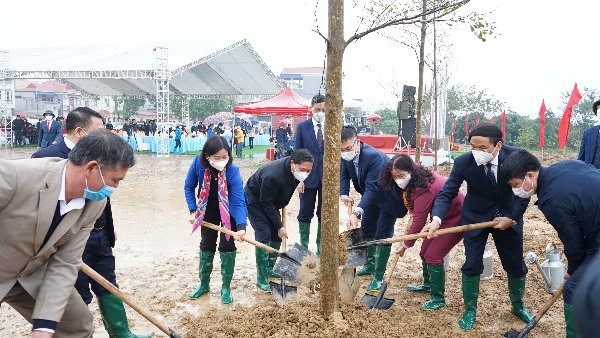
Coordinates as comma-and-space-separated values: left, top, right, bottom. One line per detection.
83, 166, 115, 201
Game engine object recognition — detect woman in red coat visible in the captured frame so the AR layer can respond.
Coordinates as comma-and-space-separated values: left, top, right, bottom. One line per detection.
380, 154, 464, 310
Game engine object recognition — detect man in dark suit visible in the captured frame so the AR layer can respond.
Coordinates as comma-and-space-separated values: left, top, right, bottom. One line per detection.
275, 122, 288, 159
426, 123, 532, 330
33, 108, 150, 338
294, 94, 326, 254
38, 111, 63, 148
12, 115, 25, 146
339, 125, 407, 289
573, 251, 600, 338
501, 150, 600, 338
245, 149, 314, 291
577, 99, 600, 168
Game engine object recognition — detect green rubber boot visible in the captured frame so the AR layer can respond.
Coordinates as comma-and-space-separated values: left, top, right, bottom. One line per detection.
189, 250, 214, 299
367, 245, 391, 291
220, 251, 236, 304
458, 273, 480, 330
97, 293, 151, 338
356, 242, 376, 276
316, 222, 322, 255
421, 264, 445, 310
508, 275, 534, 323
268, 241, 281, 278
255, 247, 272, 292
564, 303, 579, 338
407, 258, 431, 292
299, 222, 311, 249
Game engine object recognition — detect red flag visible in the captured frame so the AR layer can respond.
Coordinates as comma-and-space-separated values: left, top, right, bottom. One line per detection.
500, 110, 506, 141
539, 99, 547, 148
491, 116, 495, 124
451, 118, 457, 142
475, 114, 480, 125
558, 83, 582, 149
465, 115, 469, 137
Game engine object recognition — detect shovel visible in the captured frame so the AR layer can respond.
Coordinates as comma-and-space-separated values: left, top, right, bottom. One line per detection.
80, 263, 182, 338
348, 220, 502, 250
270, 208, 298, 300
503, 282, 564, 338
272, 241, 316, 284
196, 220, 304, 266
361, 250, 402, 310
341, 201, 367, 267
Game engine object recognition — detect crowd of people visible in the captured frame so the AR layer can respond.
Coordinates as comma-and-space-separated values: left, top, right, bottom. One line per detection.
1, 99, 599, 338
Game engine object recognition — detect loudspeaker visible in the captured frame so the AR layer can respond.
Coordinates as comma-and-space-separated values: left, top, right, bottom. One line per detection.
402, 85, 416, 101
397, 101, 411, 120
398, 117, 417, 147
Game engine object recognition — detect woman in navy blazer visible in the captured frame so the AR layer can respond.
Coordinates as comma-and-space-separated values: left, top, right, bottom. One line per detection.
184, 136, 247, 304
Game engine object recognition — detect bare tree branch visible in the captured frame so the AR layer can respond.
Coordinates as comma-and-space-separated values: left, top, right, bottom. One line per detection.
346, 0, 470, 45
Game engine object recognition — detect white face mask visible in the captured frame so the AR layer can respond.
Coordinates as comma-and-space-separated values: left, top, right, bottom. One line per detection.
394, 173, 411, 189
209, 159, 228, 171
45, 116, 53, 121
314, 112, 325, 122
341, 151, 357, 161
512, 177, 535, 198
293, 171, 309, 182
472, 147, 496, 166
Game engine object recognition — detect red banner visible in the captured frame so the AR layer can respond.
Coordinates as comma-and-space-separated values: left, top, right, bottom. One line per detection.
500, 110, 506, 141
491, 116, 495, 124
465, 115, 469, 137
451, 118, 457, 143
539, 99, 547, 148
475, 114, 480, 126
558, 83, 582, 149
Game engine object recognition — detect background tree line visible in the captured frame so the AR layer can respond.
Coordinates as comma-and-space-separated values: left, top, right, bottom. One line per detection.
371, 85, 599, 151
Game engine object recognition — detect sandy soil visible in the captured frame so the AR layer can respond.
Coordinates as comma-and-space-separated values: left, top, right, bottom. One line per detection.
0, 147, 572, 337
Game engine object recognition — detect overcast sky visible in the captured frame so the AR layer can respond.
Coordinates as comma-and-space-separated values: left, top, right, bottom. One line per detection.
3, 0, 598, 116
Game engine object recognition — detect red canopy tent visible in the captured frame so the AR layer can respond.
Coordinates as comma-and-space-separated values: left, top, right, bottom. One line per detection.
233, 87, 311, 116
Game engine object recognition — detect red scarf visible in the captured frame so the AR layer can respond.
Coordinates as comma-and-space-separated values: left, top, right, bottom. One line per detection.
191, 168, 232, 239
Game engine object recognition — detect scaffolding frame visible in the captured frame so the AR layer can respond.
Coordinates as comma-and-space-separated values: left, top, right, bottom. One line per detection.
0, 51, 11, 148
153, 47, 170, 156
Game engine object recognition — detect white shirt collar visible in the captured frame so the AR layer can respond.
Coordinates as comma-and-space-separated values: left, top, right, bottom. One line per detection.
312, 117, 324, 126
58, 166, 86, 216
64, 136, 76, 150
490, 152, 499, 166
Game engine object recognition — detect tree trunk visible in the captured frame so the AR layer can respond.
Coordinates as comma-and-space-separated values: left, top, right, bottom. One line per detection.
321, 0, 345, 318
415, 0, 427, 164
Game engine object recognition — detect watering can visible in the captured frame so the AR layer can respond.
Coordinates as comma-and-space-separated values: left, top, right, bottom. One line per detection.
524, 243, 565, 294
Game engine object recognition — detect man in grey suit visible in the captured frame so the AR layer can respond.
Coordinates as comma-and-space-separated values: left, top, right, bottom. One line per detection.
0, 129, 135, 338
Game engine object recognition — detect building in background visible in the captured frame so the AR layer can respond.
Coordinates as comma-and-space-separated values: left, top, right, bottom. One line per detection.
279, 67, 325, 100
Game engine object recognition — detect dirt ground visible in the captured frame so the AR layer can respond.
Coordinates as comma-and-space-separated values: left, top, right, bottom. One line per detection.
0, 147, 575, 337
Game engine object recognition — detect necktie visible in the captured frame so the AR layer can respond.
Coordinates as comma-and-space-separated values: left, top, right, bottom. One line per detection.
47, 121, 51, 131
317, 123, 324, 151
486, 163, 497, 192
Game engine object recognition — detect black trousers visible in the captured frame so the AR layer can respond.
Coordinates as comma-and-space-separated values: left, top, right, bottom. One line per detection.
248, 137, 254, 148
200, 218, 237, 253
461, 227, 527, 278
247, 201, 281, 244
75, 229, 117, 304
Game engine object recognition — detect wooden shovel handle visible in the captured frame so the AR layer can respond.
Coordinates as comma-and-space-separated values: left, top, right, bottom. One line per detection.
535, 283, 564, 322
80, 263, 180, 338
383, 220, 500, 244
384, 250, 402, 284
281, 208, 287, 253
347, 200, 354, 217
199, 220, 276, 254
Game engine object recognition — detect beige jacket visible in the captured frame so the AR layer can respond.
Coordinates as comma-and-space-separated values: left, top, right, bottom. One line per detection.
0, 158, 106, 322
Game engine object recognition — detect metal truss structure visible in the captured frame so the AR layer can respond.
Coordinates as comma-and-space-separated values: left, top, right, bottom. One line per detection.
181, 96, 190, 128
0, 51, 11, 148
153, 47, 170, 156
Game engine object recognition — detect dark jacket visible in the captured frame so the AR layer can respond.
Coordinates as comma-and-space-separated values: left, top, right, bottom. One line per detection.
245, 157, 299, 229
431, 145, 529, 233
573, 250, 600, 338
294, 119, 323, 188
30, 136, 116, 247
184, 156, 247, 229
31, 137, 70, 159
535, 160, 600, 274
38, 120, 63, 148
340, 142, 408, 218
577, 125, 600, 166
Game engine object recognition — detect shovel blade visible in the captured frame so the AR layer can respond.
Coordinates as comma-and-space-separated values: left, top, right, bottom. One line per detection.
503, 329, 520, 338
361, 282, 395, 310
273, 243, 316, 283
341, 228, 367, 267
361, 293, 395, 310
269, 281, 298, 300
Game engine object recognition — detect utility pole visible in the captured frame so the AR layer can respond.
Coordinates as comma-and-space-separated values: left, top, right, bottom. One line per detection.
415, 0, 427, 164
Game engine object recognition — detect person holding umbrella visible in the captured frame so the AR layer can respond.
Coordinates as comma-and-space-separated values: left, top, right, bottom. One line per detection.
380, 154, 464, 310
184, 136, 248, 304
245, 149, 314, 291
